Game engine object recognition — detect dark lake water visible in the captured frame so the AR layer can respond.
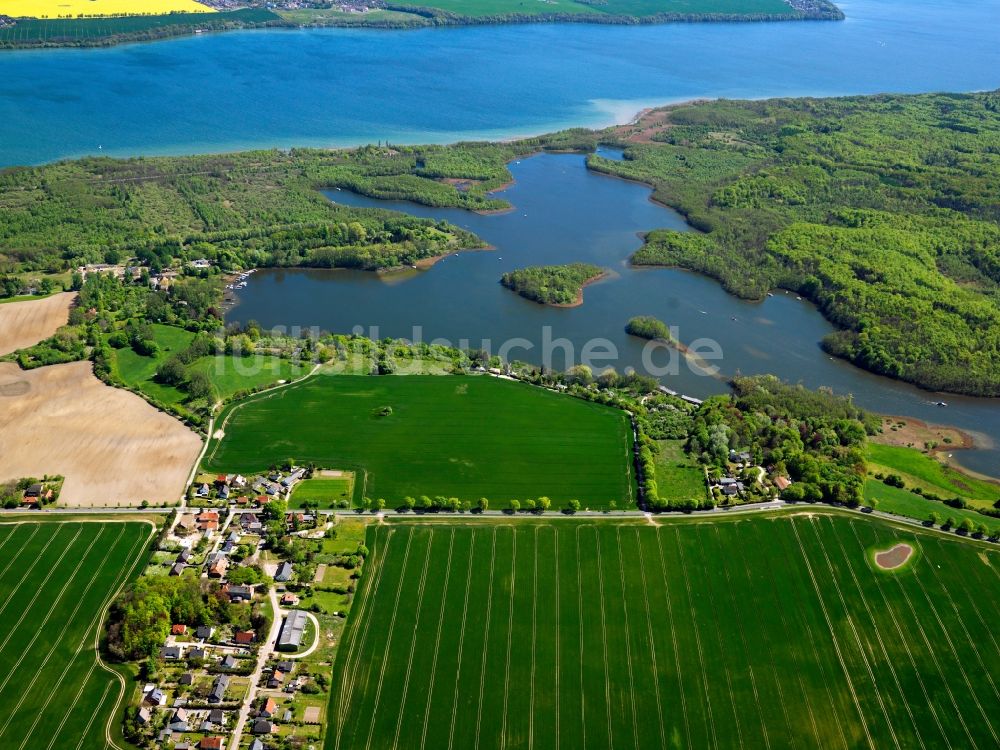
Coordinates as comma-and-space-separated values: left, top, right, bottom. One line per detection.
228, 151, 1000, 475
1, 0, 999, 166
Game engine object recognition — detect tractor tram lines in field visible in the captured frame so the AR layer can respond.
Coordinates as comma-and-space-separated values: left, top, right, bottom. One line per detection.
326, 514, 1000, 750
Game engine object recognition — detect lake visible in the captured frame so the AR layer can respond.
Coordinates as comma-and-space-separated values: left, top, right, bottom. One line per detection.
3, 0, 999, 474
0, 0, 999, 166
228, 151, 1000, 476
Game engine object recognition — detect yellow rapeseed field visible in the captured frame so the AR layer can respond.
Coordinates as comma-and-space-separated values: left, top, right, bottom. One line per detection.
1, 0, 215, 18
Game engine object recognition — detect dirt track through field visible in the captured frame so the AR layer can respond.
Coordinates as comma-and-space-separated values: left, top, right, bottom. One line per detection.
0, 293, 76, 356
0, 361, 202, 506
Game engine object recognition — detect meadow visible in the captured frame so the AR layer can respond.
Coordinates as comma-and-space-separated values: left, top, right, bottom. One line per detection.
327, 513, 1000, 750
652, 438, 707, 505
110, 323, 308, 407
863, 480, 1000, 535
290, 476, 356, 508
0, 520, 153, 750
868, 443, 1000, 509
205, 374, 634, 507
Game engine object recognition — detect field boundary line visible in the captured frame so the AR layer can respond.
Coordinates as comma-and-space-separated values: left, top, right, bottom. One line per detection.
473, 526, 499, 750
652, 527, 691, 749
614, 527, 641, 748
73, 682, 115, 750
444, 529, 477, 750
634, 528, 667, 749
731, 527, 800, 749
809, 519, 899, 748
0, 524, 83, 661
500, 526, 518, 750
768, 521, 850, 749
593, 526, 614, 750
899, 530, 999, 745
335, 525, 394, 745
846, 522, 948, 748
389, 529, 437, 750
670, 527, 717, 750
714, 526, 769, 750
826, 519, 926, 748
419, 529, 456, 750
695, 526, 745, 750
0, 523, 113, 701
790, 518, 875, 749
360, 528, 417, 750
575, 526, 587, 750
40, 527, 149, 750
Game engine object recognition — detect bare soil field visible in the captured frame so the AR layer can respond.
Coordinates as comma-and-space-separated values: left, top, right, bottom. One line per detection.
0, 361, 202, 506
0, 292, 76, 356
875, 542, 915, 570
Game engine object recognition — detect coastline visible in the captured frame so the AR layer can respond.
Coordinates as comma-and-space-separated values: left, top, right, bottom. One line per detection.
0, 2, 844, 52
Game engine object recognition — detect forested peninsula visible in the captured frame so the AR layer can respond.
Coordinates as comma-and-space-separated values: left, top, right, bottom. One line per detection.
3, 90, 1000, 395
0, 0, 842, 50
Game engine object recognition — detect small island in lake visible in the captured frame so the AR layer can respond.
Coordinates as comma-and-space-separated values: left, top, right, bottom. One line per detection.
625, 314, 677, 342
501, 263, 607, 307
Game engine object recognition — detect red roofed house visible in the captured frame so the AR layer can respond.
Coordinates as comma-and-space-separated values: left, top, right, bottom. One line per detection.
260, 697, 277, 718
200, 737, 224, 750
774, 476, 792, 492
235, 630, 256, 645
171, 624, 187, 636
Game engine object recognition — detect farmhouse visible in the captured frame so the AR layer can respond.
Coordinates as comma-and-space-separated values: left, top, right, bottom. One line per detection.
277, 610, 307, 652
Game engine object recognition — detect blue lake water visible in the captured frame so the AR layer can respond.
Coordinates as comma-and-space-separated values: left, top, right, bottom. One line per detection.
229, 152, 1000, 476
3, 0, 1000, 475
1, 0, 999, 166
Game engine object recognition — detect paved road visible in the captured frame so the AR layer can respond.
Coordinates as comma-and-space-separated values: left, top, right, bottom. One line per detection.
230, 585, 283, 748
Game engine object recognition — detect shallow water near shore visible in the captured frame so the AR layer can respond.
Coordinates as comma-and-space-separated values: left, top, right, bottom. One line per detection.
228, 151, 1000, 477
1, 0, 999, 165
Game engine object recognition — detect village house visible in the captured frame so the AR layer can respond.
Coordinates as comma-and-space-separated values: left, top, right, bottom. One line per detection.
259, 697, 277, 718
207, 554, 228, 578
195, 625, 213, 640
274, 561, 294, 583
199, 737, 224, 750
208, 674, 229, 703
235, 629, 256, 646
160, 645, 182, 660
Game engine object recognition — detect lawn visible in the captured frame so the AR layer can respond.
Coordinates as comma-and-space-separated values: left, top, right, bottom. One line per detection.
327, 514, 1000, 750
869, 443, 1000, 509
0, 520, 153, 750
653, 438, 707, 505
110, 323, 308, 406
863, 479, 1000, 535
290, 476, 355, 509
205, 374, 635, 508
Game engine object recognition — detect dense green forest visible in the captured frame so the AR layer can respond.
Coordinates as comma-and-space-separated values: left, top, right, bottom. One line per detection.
594, 92, 1000, 396
0, 146, 491, 278
5, 91, 1000, 394
500, 263, 605, 305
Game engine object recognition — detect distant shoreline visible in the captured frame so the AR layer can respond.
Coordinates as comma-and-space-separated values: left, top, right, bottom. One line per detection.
0, 1, 844, 51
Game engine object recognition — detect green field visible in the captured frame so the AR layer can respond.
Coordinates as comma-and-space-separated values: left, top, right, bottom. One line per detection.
205, 374, 634, 507
869, 444, 1000, 509
290, 476, 356, 508
863, 479, 1000, 535
327, 514, 1000, 750
111, 323, 308, 406
0, 521, 153, 750
652, 439, 707, 504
